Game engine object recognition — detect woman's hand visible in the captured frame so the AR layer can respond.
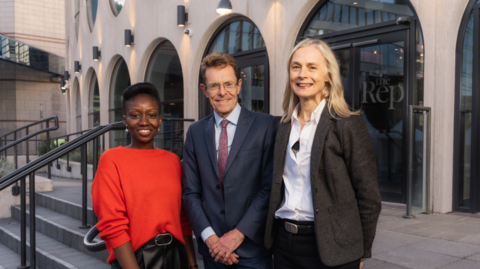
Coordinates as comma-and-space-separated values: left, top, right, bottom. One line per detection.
113, 241, 140, 269
360, 261, 364, 269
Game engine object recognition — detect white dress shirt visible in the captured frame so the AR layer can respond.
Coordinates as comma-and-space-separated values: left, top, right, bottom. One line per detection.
201, 103, 241, 242
275, 99, 326, 221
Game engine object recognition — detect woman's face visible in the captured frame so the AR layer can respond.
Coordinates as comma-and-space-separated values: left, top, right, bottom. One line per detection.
123, 94, 161, 149
290, 45, 330, 101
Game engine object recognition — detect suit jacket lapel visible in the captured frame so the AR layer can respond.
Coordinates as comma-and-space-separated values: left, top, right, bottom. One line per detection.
310, 106, 335, 186
204, 115, 220, 179
272, 121, 291, 202
224, 106, 254, 176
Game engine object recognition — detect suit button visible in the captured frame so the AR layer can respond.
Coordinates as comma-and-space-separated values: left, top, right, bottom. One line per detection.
315, 188, 318, 193
220, 210, 225, 215
216, 185, 221, 190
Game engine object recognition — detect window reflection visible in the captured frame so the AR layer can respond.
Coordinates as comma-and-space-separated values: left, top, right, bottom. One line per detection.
75, 79, 82, 132
89, 72, 100, 128
110, 0, 125, 16
209, 20, 265, 54
239, 65, 264, 112
87, 0, 98, 31
304, 0, 413, 36
110, 59, 130, 147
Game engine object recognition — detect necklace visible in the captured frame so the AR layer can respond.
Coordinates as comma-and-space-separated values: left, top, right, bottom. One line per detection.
298, 115, 312, 125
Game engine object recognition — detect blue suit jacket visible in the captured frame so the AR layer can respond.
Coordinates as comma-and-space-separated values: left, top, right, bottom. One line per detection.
182, 106, 277, 258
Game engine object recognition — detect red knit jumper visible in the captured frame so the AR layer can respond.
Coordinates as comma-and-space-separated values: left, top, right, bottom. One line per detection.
91, 146, 192, 264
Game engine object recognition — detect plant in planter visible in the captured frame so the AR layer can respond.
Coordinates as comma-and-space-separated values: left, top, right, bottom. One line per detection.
0, 157, 15, 178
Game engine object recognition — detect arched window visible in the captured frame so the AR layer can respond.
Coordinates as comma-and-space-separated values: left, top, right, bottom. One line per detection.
88, 71, 100, 128
200, 17, 269, 118
300, 0, 424, 206
74, 78, 82, 132
145, 40, 184, 157
109, 58, 130, 146
87, 0, 98, 31
110, 0, 125, 16
74, 0, 80, 39
454, 0, 480, 213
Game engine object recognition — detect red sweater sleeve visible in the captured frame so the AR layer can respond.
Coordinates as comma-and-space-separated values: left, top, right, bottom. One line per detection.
91, 152, 131, 249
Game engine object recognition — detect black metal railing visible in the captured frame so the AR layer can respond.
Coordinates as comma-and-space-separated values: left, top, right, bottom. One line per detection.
0, 118, 194, 267
0, 116, 59, 183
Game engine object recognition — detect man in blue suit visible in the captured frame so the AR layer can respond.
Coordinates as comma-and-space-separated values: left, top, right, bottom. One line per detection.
182, 52, 277, 269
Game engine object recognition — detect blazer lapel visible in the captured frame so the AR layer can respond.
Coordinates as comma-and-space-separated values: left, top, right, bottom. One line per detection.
272, 120, 291, 204
204, 115, 219, 179
310, 106, 335, 185
224, 107, 254, 176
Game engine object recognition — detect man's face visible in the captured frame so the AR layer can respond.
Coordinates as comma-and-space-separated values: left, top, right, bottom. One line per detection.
200, 65, 242, 118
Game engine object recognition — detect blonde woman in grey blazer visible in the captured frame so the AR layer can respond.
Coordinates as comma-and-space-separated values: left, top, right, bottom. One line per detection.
264, 38, 381, 269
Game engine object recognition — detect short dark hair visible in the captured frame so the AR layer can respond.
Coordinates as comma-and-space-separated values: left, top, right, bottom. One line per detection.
122, 82, 161, 114
200, 52, 239, 84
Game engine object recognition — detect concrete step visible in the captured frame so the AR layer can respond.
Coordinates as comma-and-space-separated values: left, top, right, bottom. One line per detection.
0, 241, 40, 269
35, 192, 96, 225
11, 205, 109, 262
0, 218, 109, 269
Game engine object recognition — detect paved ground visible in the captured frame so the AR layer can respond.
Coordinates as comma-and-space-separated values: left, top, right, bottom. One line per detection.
3, 173, 480, 268
364, 203, 480, 269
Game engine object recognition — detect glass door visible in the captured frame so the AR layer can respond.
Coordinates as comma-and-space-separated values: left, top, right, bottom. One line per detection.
329, 30, 409, 203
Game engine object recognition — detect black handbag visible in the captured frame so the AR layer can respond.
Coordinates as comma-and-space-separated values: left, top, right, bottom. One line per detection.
111, 233, 188, 269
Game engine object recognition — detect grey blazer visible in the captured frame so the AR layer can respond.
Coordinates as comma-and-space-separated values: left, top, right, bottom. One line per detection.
264, 105, 381, 267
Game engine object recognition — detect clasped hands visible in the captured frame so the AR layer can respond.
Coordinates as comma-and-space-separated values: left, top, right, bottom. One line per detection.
206, 228, 245, 265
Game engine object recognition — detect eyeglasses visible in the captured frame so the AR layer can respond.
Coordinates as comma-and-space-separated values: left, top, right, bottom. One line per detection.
205, 81, 238, 94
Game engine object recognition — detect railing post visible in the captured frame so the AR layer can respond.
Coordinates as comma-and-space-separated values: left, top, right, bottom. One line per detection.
404, 105, 415, 219
14, 131, 18, 169
26, 127, 29, 164
66, 137, 71, 172
29, 172, 36, 268
93, 138, 98, 177
46, 121, 51, 179
79, 144, 90, 229
18, 176, 28, 269
56, 138, 60, 169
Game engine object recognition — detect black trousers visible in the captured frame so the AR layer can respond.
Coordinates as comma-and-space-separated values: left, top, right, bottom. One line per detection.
111, 236, 188, 269
273, 220, 360, 269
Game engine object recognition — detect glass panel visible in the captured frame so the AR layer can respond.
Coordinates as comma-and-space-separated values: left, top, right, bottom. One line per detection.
87, 0, 98, 31
412, 111, 427, 214
89, 73, 100, 128
110, 59, 131, 147
238, 65, 265, 113
74, 0, 80, 40
333, 49, 350, 104
0, 34, 64, 75
459, 13, 474, 208
110, 0, 125, 16
359, 41, 405, 203
304, 0, 413, 36
209, 20, 265, 54
146, 41, 184, 157
414, 25, 424, 106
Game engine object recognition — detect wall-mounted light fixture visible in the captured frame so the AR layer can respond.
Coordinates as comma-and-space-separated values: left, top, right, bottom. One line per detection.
60, 78, 67, 94
64, 71, 70, 82
216, 0, 232, 15
177, 5, 188, 27
184, 28, 193, 37
125, 30, 134, 47
74, 61, 82, 73
93, 46, 101, 61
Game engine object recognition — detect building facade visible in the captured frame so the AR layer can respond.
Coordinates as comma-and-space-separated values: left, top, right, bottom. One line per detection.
0, 0, 66, 146
64, 0, 479, 214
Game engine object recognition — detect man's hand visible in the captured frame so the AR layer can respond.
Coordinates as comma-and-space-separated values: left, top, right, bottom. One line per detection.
205, 234, 219, 249
210, 228, 245, 264
360, 261, 364, 269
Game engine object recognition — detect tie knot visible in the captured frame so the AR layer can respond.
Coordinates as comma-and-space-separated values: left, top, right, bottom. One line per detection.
221, 119, 229, 129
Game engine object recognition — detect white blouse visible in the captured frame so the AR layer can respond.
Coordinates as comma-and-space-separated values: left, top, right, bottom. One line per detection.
275, 99, 326, 221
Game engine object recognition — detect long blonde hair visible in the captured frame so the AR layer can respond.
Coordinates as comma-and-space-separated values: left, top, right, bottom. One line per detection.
281, 38, 360, 123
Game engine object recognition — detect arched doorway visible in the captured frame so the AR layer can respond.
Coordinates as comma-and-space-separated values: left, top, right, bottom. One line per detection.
88, 71, 100, 128
109, 57, 131, 147
145, 40, 184, 157
300, 0, 425, 204
454, 0, 480, 213
200, 17, 269, 118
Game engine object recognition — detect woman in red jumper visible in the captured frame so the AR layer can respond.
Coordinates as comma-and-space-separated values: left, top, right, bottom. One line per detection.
92, 83, 197, 269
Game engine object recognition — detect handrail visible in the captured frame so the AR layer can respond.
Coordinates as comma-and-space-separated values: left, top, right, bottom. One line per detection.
0, 116, 59, 140
0, 116, 59, 153
0, 122, 124, 190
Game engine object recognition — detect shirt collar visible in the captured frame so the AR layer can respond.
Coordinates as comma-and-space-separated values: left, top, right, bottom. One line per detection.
214, 102, 241, 127
292, 99, 326, 124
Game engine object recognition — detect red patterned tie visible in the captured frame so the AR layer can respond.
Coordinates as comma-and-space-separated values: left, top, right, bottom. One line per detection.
218, 119, 229, 199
